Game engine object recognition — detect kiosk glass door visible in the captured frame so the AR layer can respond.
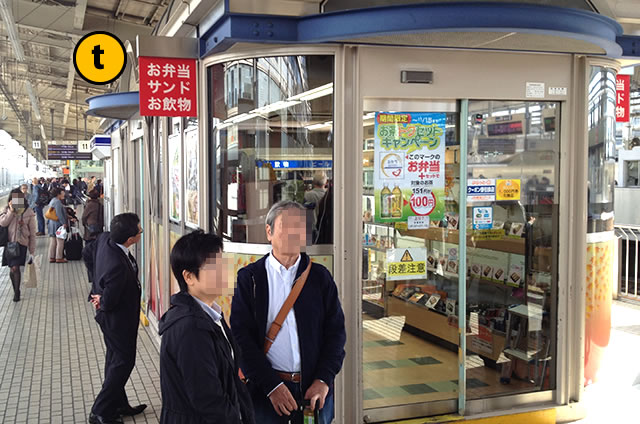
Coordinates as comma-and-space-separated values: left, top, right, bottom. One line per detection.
361, 101, 462, 415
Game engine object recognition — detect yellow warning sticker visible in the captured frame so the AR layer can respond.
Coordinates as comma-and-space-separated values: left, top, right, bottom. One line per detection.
386, 248, 427, 281
400, 250, 414, 262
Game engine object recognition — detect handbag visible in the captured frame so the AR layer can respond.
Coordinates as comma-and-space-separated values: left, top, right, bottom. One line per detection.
45, 206, 58, 221
4, 214, 23, 261
0, 225, 7, 248
24, 256, 41, 288
55, 226, 68, 240
4, 241, 21, 262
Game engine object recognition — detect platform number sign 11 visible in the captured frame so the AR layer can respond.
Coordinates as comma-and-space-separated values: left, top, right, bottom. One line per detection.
139, 57, 197, 117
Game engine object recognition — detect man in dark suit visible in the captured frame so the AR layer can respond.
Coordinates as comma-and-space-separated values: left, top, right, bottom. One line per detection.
85, 213, 146, 424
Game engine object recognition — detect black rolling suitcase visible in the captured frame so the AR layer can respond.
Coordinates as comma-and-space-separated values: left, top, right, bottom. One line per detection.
65, 229, 84, 261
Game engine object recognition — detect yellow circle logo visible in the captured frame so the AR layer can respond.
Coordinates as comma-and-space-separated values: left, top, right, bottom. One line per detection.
73, 31, 126, 85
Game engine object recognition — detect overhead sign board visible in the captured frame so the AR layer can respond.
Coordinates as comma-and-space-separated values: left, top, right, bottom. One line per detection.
32, 140, 41, 149
47, 144, 92, 160
139, 57, 197, 117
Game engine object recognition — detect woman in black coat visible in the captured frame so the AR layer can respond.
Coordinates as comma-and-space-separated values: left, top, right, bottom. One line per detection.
159, 231, 254, 424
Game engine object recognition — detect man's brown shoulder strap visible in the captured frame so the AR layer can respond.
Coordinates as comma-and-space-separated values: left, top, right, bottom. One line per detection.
263, 261, 312, 355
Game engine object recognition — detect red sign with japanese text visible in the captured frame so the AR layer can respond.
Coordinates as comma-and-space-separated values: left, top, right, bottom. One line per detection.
616, 75, 630, 123
139, 56, 197, 117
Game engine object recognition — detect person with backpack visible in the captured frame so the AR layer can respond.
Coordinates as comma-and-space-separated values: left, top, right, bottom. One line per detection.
33, 178, 48, 236
0, 188, 37, 302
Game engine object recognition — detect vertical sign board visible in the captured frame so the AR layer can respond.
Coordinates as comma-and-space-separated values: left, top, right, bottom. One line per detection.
616, 75, 630, 123
374, 112, 446, 223
139, 57, 197, 117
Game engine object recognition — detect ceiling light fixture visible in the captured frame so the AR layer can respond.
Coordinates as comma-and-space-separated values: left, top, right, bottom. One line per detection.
288, 83, 334, 102
26, 82, 41, 121
0, 0, 25, 62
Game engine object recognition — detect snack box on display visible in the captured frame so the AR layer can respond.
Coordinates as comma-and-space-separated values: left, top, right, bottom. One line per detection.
426, 294, 441, 309
446, 299, 457, 316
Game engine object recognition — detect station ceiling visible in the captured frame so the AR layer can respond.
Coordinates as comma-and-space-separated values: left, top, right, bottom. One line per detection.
0, 0, 638, 161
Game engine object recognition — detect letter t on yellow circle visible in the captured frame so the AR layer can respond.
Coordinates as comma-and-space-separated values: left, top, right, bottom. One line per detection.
73, 31, 127, 85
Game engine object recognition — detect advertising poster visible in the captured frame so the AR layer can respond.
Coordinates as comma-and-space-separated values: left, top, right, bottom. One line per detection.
374, 112, 446, 223
168, 133, 181, 222
184, 126, 199, 228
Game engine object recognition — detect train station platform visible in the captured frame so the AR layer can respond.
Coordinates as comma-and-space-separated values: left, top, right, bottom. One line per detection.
0, 236, 161, 424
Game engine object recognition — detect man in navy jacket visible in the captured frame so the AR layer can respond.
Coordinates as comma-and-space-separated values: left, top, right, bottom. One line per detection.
231, 200, 346, 424
86, 213, 146, 424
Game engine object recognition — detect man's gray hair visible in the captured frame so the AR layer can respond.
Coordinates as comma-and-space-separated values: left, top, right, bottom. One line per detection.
312, 171, 327, 188
265, 200, 307, 228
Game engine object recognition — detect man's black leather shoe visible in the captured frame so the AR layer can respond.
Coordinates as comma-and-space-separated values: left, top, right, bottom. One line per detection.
88, 412, 123, 424
116, 404, 147, 416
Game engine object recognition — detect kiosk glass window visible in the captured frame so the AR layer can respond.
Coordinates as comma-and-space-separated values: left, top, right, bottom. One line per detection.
208, 55, 334, 245
587, 67, 616, 232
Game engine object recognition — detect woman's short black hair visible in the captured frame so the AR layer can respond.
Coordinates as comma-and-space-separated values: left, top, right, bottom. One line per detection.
170, 230, 224, 293
109, 213, 140, 244
50, 187, 64, 198
8, 188, 23, 206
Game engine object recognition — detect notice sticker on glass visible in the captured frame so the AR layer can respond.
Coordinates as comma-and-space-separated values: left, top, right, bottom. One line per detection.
408, 215, 430, 229
526, 82, 545, 99
472, 206, 493, 230
467, 179, 496, 202
496, 179, 521, 201
386, 248, 427, 281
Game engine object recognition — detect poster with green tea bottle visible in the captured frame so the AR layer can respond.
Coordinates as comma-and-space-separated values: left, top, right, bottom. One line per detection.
374, 112, 446, 224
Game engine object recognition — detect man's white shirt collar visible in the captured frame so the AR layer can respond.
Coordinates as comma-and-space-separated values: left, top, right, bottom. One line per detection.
267, 252, 301, 281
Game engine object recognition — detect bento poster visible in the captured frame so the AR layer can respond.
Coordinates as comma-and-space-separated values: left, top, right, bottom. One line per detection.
374, 112, 446, 223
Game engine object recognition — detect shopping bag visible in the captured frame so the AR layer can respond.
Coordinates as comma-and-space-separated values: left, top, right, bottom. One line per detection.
25, 255, 42, 288
55, 226, 68, 240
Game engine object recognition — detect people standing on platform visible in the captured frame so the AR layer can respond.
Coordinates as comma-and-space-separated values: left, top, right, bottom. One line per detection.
0, 188, 37, 302
304, 172, 328, 231
80, 177, 88, 195
88, 176, 96, 192
231, 200, 346, 424
47, 188, 68, 264
81, 189, 104, 283
49, 177, 60, 190
31, 178, 47, 236
96, 179, 104, 197
20, 184, 31, 206
71, 179, 83, 205
158, 231, 255, 424
86, 213, 145, 424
